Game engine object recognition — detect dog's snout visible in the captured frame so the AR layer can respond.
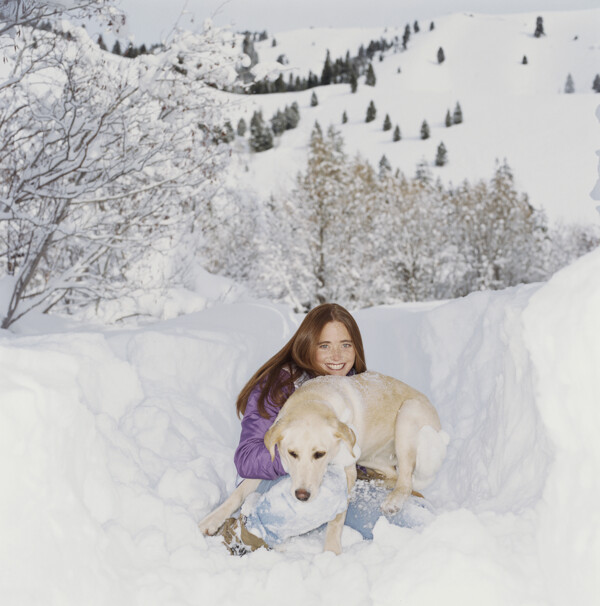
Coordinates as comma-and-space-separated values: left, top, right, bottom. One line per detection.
295, 488, 311, 501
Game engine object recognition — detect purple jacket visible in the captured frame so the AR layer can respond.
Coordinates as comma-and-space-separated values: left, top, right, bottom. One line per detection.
234, 376, 291, 480
234, 367, 357, 480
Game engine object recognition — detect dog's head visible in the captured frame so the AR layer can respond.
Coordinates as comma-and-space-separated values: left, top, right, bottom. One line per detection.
264, 408, 356, 502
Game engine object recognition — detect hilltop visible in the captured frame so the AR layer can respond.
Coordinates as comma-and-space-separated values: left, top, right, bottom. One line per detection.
224, 9, 600, 225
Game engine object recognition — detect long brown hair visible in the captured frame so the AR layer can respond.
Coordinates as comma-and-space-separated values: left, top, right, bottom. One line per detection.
236, 303, 367, 418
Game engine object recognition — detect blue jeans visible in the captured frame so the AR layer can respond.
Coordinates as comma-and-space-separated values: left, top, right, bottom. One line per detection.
242, 468, 434, 546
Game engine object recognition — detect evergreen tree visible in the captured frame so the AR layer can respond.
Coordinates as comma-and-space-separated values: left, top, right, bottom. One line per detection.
420, 120, 430, 140
249, 111, 273, 152
383, 114, 392, 131
111, 40, 122, 55
522, 55, 528, 65
284, 103, 300, 129
413, 21, 420, 33
350, 70, 358, 93
430, 21, 435, 31
379, 154, 392, 175
271, 110, 286, 136
311, 91, 319, 106
237, 118, 247, 137
342, 111, 348, 124
534, 16, 545, 38
564, 73, 575, 94
453, 102, 463, 125
321, 50, 333, 85
435, 142, 448, 166
445, 110, 452, 127
593, 74, 600, 93
366, 100, 377, 123
402, 24, 411, 49
365, 63, 376, 86
437, 47, 445, 64
393, 125, 401, 141
97, 35, 107, 51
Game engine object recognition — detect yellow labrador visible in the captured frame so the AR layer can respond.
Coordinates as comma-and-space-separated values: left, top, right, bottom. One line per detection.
199, 371, 448, 554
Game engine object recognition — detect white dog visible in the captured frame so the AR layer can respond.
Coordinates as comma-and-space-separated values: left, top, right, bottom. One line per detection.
199, 371, 448, 554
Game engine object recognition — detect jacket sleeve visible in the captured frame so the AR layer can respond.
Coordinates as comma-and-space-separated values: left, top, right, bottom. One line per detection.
234, 383, 288, 480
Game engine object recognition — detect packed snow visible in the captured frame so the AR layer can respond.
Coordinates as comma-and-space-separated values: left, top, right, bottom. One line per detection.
1, 241, 599, 605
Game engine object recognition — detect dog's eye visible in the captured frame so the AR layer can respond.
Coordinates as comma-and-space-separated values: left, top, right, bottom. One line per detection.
313, 451, 326, 460
288, 450, 298, 459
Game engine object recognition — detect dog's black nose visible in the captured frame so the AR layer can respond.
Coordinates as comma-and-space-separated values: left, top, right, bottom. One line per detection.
295, 488, 310, 501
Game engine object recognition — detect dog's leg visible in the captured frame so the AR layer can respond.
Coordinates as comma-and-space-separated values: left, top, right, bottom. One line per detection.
381, 400, 424, 515
323, 465, 357, 554
198, 478, 261, 535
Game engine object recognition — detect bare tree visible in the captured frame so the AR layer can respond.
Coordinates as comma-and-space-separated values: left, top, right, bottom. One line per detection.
0, 8, 239, 327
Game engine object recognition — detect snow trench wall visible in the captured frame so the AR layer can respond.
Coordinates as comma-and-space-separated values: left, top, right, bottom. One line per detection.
1, 250, 599, 605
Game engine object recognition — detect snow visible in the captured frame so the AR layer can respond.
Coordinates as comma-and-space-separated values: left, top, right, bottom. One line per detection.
226, 9, 600, 225
2, 242, 600, 605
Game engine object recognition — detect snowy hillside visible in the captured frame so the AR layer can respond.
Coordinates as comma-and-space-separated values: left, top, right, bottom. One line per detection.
2, 245, 599, 605
225, 9, 600, 224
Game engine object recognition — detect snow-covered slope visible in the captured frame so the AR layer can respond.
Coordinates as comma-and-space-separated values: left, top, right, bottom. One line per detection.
225, 10, 600, 224
2, 245, 599, 605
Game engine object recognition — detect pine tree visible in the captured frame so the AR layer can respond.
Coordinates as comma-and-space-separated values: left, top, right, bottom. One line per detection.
271, 110, 286, 136
350, 70, 358, 93
97, 35, 107, 51
321, 50, 333, 85
420, 120, 430, 140
534, 16, 545, 38
249, 111, 273, 152
437, 47, 445, 64
237, 118, 247, 137
311, 91, 319, 106
365, 63, 376, 86
111, 40, 122, 55
430, 21, 435, 31
366, 101, 377, 123
564, 73, 575, 94
383, 114, 392, 131
379, 154, 392, 175
393, 125, 401, 141
284, 103, 300, 129
342, 111, 348, 124
435, 142, 448, 166
402, 24, 411, 49
593, 74, 600, 93
413, 21, 420, 33
445, 110, 452, 127
522, 55, 528, 65
453, 102, 463, 125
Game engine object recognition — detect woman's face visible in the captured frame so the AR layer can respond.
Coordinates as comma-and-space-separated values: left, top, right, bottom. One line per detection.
314, 321, 356, 376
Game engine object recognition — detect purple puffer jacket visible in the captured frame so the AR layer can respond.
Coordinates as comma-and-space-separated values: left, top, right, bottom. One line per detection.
233, 374, 292, 480
234, 367, 357, 480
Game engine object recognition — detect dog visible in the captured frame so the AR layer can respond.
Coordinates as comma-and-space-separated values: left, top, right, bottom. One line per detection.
198, 371, 448, 554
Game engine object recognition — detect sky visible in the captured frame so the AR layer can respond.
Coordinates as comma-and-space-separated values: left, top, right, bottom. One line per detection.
115, 0, 600, 43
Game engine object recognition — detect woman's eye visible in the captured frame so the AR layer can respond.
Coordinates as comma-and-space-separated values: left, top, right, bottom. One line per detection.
343, 343, 353, 348
288, 450, 298, 459
319, 344, 328, 349
313, 451, 326, 460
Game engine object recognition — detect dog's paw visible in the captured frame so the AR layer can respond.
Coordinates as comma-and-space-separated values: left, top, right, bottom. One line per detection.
380, 492, 408, 515
198, 516, 221, 536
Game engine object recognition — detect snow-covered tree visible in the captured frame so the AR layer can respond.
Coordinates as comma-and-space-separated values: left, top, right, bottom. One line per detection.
365, 63, 376, 86
437, 47, 445, 64
453, 102, 463, 124
420, 120, 430, 140
0, 8, 238, 327
383, 114, 392, 131
310, 91, 319, 106
250, 111, 274, 151
237, 117, 247, 136
393, 125, 401, 141
445, 110, 452, 127
534, 16, 545, 38
435, 142, 448, 166
564, 73, 575, 94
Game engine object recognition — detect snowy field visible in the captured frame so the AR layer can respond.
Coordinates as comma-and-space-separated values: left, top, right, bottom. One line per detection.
1, 245, 599, 606
226, 9, 600, 225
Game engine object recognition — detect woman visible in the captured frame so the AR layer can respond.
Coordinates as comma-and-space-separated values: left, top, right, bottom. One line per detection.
219, 303, 428, 554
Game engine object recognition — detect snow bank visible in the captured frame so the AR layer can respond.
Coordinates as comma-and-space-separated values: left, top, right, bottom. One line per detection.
1, 250, 599, 605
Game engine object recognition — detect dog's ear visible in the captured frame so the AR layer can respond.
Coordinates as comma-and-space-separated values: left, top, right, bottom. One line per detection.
264, 420, 284, 461
334, 421, 356, 458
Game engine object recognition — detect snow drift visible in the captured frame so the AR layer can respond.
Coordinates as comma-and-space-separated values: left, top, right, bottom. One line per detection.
1, 246, 599, 605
